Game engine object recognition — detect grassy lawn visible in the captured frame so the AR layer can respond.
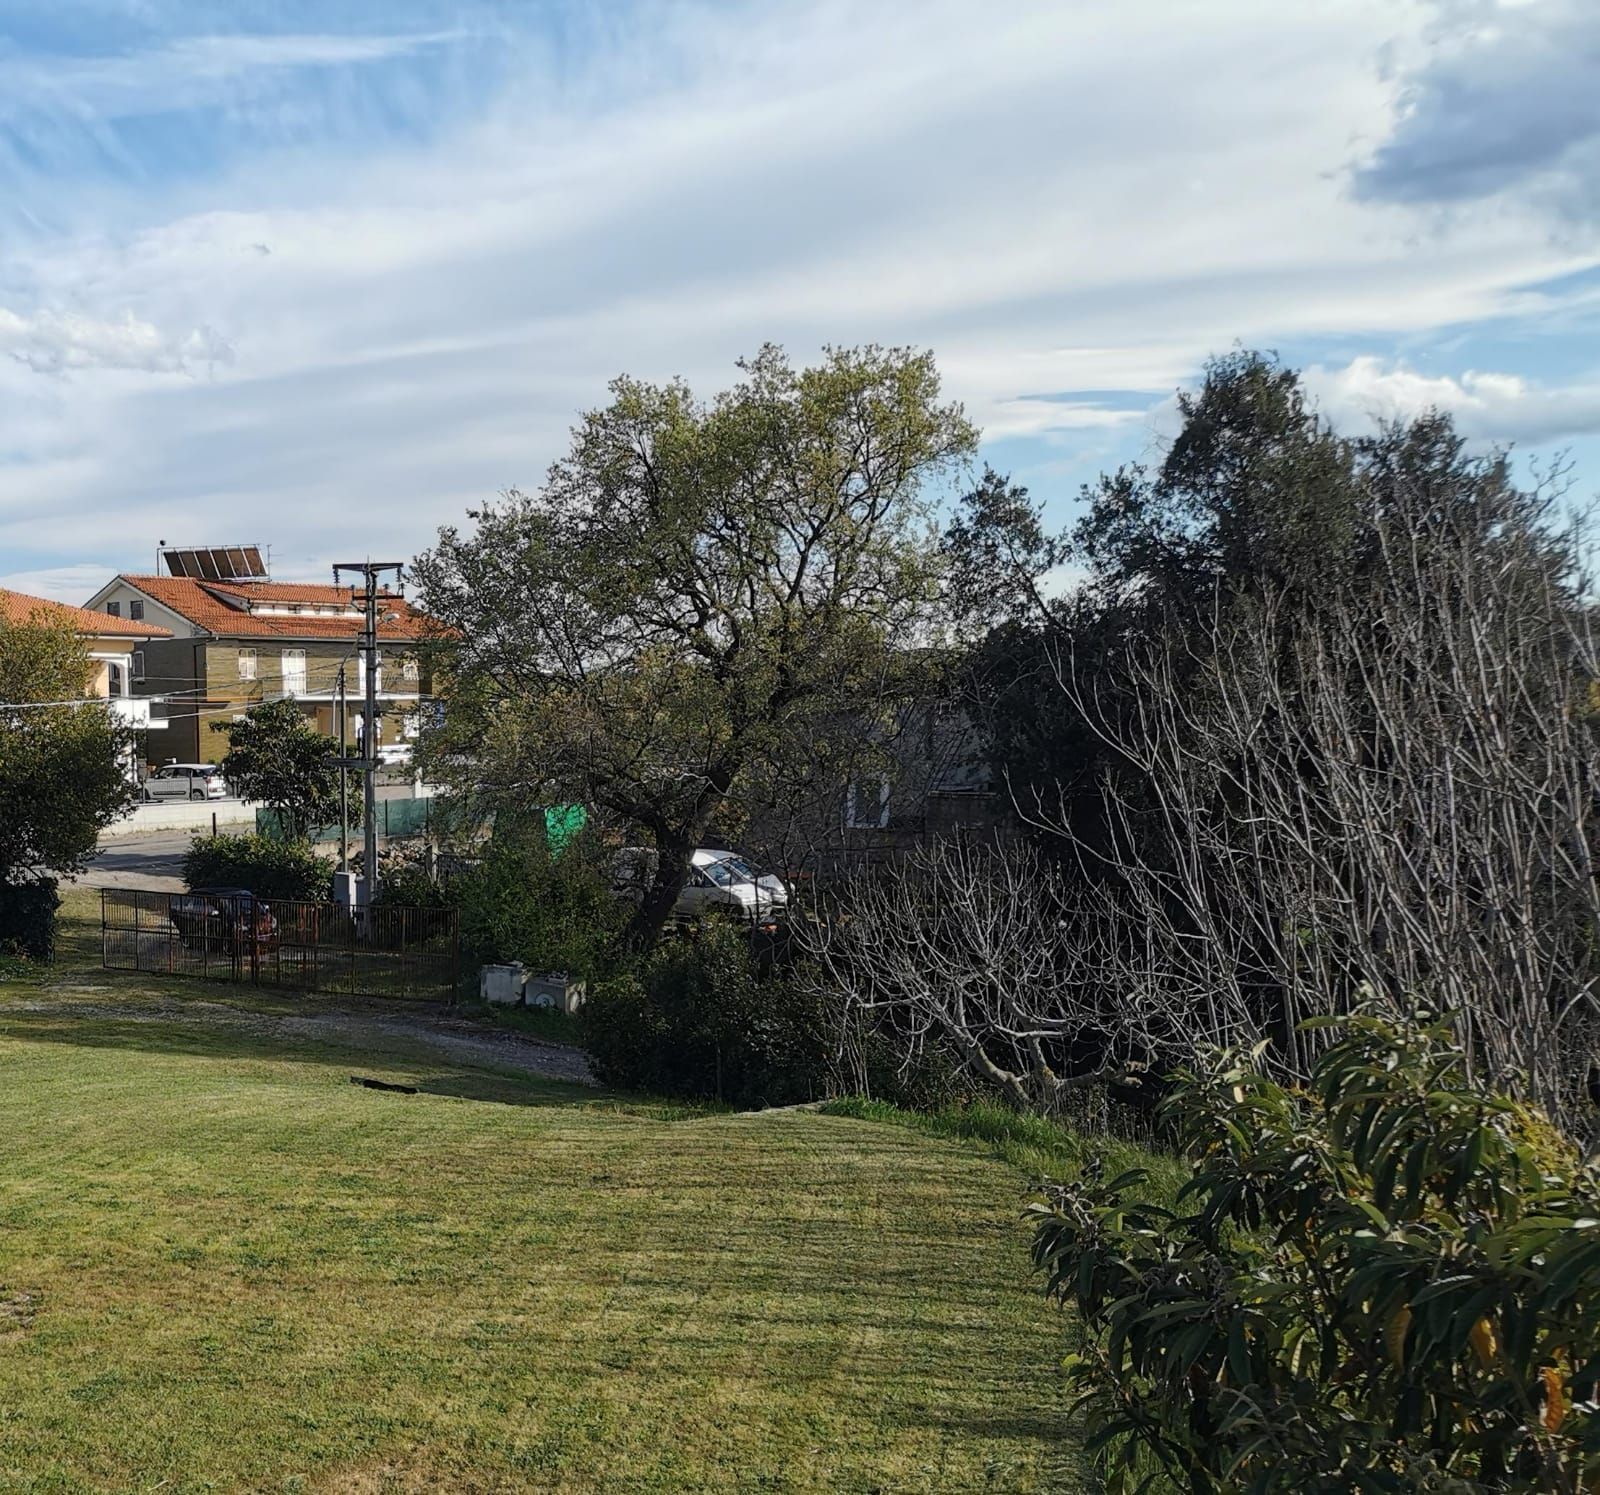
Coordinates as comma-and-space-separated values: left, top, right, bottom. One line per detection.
0, 893, 1086, 1491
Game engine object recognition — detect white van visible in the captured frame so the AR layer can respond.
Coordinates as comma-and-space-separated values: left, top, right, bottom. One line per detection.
613, 847, 790, 923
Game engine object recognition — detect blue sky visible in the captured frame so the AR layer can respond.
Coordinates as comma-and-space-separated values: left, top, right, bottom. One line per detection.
2, 0, 1599, 600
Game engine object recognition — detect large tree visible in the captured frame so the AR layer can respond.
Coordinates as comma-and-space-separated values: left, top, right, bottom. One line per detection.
214, 699, 350, 841
0, 614, 138, 887
933, 353, 1600, 1124
946, 351, 1369, 831
413, 343, 976, 947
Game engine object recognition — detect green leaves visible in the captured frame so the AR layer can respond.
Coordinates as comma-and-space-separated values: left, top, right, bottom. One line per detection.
215, 698, 350, 843
412, 344, 977, 949
1031, 1011, 1600, 1492
0, 615, 138, 884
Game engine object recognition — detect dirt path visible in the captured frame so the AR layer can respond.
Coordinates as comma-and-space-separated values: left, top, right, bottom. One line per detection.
11, 982, 596, 1087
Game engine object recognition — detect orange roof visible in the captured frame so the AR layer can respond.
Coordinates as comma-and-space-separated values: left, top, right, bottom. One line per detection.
0, 587, 172, 639
117, 575, 429, 641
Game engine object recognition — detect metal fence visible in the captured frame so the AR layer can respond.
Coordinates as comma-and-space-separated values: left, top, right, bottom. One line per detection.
101, 888, 460, 1001
256, 794, 439, 843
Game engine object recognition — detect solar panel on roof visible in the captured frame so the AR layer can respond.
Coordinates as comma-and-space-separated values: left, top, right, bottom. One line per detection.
162, 546, 270, 582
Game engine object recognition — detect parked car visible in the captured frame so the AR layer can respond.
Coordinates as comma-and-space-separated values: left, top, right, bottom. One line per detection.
613, 847, 790, 924
142, 762, 229, 802
169, 887, 279, 952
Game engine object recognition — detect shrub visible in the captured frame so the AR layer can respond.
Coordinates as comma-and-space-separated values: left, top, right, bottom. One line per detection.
580, 921, 832, 1107
0, 878, 59, 960
182, 833, 332, 902
457, 830, 624, 981
1029, 1011, 1600, 1493
371, 843, 452, 909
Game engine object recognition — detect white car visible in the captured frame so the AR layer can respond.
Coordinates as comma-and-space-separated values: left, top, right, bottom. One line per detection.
142, 763, 229, 802
614, 847, 790, 924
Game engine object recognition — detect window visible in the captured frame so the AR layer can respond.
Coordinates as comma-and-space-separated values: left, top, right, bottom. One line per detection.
130, 651, 145, 684
701, 856, 756, 887
105, 601, 120, 617
237, 649, 258, 681
128, 600, 144, 621
846, 778, 891, 830
358, 652, 382, 694
402, 656, 419, 683
107, 662, 124, 697
281, 649, 307, 697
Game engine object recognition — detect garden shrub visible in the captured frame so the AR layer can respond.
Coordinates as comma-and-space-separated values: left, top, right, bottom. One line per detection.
580, 921, 832, 1107
855, 1025, 979, 1112
0, 878, 59, 960
1029, 1011, 1600, 1493
456, 830, 624, 982
371, 842, 453, 909
182, 833, 332, 902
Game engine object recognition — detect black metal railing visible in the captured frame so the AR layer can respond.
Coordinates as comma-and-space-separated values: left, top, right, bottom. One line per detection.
101, 888, 460, 1001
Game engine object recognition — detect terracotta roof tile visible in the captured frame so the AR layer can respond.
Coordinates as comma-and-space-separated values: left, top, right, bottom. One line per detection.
0, 587, 172, 638
117, 575, 429, 641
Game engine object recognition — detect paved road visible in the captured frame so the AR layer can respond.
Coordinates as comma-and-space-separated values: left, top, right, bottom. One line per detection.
80, 831, 191, 890
80, 781, 438, 892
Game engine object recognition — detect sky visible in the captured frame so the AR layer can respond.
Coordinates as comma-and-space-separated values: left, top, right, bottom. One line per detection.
1, 0, 1598, 602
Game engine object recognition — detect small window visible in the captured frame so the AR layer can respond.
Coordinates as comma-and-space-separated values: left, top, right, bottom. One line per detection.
105, 601, 120, 617
128, 600, 144, 621
402, 657, 419, 682
846, 778, 891, 830
237, 649, 258, 681
130, 650, 145, 683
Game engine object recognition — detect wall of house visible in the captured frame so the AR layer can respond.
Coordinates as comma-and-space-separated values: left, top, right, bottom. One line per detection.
82, 581, 197, 638
738, 701, 1013, 877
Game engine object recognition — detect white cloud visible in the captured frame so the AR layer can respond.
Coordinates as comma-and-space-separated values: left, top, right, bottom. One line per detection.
1304, 355, 1600, 446
0, 307, 232, 375
0, 564, 128, 606
1353, 0, 1600, 219
0, 30, 465, 125
0, 0, 1596, 581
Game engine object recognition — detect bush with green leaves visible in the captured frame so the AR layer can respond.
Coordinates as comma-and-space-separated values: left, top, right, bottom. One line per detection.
0, 878, 60, 960
213, 698, 351, 840
1029, 1012, 1600, 1494
182, 833, 332, 902
580, 921, 832, 1107
370, 842, 452, 909
456, 830, 624, 982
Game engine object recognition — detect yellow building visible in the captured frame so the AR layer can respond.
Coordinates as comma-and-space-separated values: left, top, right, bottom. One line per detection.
83, 567, 431, 769
1, 586, 174, 771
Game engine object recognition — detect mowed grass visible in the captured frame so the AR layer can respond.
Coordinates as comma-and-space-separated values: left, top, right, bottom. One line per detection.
0, 896, 1085, 1491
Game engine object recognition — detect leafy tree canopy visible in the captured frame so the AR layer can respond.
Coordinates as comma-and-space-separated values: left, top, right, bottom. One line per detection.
0, 614, 137, 883
944, 350, 1558, 836
413, 342, 977, 946
214, 698, 351, 842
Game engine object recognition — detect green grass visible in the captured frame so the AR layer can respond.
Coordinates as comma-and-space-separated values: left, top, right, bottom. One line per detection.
821, 1098, 1186, 1205
0, 892, 1092, 1490
460, 996, 583, 1047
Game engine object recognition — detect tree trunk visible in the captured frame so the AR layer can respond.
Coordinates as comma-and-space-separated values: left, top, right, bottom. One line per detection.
625, 840, 695, 952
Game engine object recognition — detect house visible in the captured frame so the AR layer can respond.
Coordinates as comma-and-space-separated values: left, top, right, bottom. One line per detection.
741, 695, 1013, 877
0, 585, 174, 771
82, 547, 432, 769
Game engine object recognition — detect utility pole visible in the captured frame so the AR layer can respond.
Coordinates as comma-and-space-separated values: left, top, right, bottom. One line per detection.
333, 560, 403, 907
337, 660, 349, 873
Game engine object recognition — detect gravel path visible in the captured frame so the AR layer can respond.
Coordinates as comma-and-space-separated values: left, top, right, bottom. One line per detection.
11, 985, 595, 1087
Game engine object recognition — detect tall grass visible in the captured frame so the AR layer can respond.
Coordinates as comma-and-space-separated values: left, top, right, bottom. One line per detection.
821, 1095, 1186, 1206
